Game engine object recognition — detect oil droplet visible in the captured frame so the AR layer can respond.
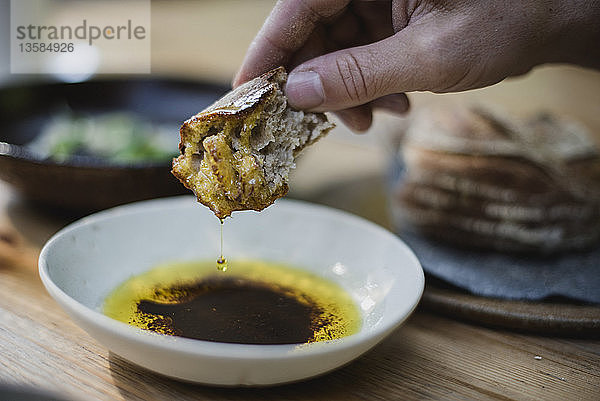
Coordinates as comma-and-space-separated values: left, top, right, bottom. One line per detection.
216, 218, 227, 271
216, 257, 228, 271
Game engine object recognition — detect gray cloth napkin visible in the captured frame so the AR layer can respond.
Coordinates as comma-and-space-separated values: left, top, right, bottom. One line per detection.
399, 230, 600, 304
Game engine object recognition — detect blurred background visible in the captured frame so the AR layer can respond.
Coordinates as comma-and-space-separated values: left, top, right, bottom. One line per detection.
0, 0, 599, 216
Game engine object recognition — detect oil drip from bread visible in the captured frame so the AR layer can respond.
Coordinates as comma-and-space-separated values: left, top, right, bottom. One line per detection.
103, 259, 362, 345
216, 218, 227, 271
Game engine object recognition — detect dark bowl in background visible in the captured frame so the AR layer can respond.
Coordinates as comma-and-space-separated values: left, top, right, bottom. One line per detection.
0, 78, 228, 212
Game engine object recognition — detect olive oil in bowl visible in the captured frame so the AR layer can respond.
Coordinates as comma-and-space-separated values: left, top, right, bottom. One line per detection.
103, 259, 361, 345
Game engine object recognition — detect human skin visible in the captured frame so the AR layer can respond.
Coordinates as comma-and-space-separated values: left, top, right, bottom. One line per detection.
233, 0, 600, 131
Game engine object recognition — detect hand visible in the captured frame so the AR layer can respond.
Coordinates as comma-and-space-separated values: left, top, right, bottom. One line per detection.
234, 0, 600, 131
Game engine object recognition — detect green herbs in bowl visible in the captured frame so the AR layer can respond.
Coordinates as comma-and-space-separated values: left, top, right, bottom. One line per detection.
26, 112, 178, 164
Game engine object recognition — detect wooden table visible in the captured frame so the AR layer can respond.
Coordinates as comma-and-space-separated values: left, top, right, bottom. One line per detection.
1, 180, 599, 401
2, 1, 600, 400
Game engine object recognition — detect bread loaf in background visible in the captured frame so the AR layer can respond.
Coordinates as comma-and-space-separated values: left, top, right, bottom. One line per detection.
392, 105, 600, 253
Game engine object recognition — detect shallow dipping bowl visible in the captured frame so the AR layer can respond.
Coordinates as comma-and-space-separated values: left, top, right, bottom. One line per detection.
39, 197, 424, 386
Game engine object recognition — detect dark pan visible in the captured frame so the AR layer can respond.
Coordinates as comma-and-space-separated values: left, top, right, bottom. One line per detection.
0, 78, 228, 212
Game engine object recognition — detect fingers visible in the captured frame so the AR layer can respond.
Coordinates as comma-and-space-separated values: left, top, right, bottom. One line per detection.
332, 93, 409, 132
370, 93, 410, 114
334, 104, 372, 133
326, 9, 361, 49
233, 0, 350, 87
283, 35, 397, 111
288, 28, 328, 71
350, 0, 394, 42
284, 22, 455, 112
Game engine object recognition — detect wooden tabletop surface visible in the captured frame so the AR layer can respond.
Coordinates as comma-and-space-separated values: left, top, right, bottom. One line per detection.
2, 1, 600, 400
1, 179, 599, 401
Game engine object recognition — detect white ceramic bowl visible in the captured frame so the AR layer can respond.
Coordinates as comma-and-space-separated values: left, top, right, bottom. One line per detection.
39, 197, 424, 386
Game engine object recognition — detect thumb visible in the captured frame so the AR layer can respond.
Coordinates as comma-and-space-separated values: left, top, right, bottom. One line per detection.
285, 30, 445, 112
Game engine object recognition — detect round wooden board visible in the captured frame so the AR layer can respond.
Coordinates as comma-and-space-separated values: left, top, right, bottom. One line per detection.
293, 174, 600, 337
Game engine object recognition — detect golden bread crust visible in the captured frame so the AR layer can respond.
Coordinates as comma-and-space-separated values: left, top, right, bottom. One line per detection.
172, 67, 334, 218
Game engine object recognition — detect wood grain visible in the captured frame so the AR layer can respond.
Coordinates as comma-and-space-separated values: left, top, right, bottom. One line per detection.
1, 183, 599, 400
2, 257, 599, 401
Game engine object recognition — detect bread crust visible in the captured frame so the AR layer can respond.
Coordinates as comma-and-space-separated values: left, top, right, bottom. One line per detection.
172, 67, 334, 218
184, 67, 284, 124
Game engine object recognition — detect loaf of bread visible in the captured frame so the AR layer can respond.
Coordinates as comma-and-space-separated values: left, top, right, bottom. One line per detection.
393, 105, 600, 253
172, 67, 334, 218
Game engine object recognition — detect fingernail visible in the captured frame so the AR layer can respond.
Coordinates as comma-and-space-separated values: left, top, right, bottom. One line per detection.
285, 71, 325, 110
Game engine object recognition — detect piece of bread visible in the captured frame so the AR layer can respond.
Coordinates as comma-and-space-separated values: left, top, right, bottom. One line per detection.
172, 67, 335, 218
392, 105, 600, 253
